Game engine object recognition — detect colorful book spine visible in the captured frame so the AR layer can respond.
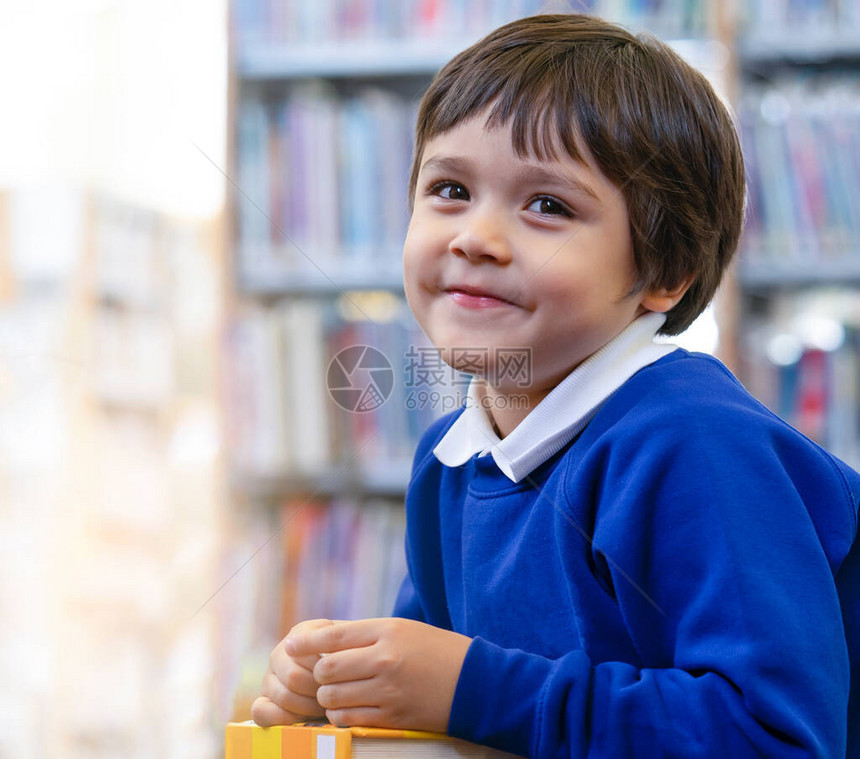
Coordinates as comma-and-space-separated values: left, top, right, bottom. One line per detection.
738, 79, 860, 271
225, 299, 468, 481
231, 0, 713, 48
742, 309, 860, 470
279, 497, 407, 634
225, 721, 521, 758
742, 0, 860, 36
237, 87, 413, 283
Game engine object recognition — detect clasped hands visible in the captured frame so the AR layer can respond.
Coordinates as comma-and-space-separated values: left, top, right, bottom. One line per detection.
251, 617, 472, 733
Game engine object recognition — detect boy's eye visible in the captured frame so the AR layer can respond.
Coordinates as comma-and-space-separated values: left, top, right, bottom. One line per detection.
528, 196, 571, 217
430, 181, 470, 201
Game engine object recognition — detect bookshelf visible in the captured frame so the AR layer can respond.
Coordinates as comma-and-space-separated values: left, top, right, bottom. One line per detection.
238, 39, 477, 79
0, 187, 224, 757
733, 2, 860, 469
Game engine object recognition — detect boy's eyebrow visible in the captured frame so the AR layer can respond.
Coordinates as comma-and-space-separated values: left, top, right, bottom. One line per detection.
419, 155, 472, 179
420, 155, 602, 202
516, 164, 601, 202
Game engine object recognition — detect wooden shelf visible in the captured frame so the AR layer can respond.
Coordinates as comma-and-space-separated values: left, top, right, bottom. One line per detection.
231, 459, 413, 500
237, 264, 405, 296
238, 35, 730, 80
738, 256, 860, 288
739, 32, 860, 66
237, 38, 479, 80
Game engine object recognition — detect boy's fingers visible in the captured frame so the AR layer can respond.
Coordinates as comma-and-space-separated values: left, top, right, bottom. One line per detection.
285, 651, 321, 672
251, 696, 304, 727
286, 618, 381, 656
291, 618, 339, 635
270, 649, 319, 688
284, 620, 341, 669
263, 669, 317, 705
312, 646, 377, 686
316, 678, 378, 711
325, 706, 386, 729
275, 691, 324, 718
260, 667, 326, 719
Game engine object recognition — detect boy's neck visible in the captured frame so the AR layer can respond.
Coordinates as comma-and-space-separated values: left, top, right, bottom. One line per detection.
477, 380, 551, 439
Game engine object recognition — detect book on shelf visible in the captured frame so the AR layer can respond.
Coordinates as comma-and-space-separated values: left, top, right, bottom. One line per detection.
226, 298, 467, 484
280, 497, 407, 630
230, 0, 713, 50
741, 296, 860, 468
740, 0, 860, 39
737, 78, 860, 273
281, 299, 331, 472
225, 720, 522, 758
236, 85, 415, 283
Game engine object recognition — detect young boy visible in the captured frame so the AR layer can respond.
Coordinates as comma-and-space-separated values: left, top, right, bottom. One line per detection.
252, 14, 860, 758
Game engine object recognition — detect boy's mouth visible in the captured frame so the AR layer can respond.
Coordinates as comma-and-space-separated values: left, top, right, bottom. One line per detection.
444, 284, 519, 309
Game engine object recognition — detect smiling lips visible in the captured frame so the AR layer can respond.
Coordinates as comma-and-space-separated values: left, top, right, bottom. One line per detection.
445, 284, 518, 309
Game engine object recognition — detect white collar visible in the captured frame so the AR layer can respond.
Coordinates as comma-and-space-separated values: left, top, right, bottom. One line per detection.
432, 312, 677, 482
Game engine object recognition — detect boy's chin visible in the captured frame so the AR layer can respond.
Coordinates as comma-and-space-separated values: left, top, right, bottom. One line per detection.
436, 346, 491, 377
437, 346, 534, 392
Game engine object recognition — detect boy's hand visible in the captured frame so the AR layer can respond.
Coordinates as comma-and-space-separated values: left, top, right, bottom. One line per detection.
251, 619, 336, 727
286, 618, 472, 733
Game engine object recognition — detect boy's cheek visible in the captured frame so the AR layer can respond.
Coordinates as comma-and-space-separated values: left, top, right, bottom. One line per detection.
401, 251, 428, 314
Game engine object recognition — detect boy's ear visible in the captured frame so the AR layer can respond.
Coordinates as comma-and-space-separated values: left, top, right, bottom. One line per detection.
641, 277, 693, 314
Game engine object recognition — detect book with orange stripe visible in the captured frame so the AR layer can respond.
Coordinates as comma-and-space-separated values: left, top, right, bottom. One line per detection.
224, 721, 522, 758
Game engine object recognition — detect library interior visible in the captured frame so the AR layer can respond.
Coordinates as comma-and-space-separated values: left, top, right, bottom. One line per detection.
1, 0, 859, 756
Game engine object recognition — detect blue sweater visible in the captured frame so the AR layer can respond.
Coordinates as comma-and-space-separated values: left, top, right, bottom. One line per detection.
392, 350, 860, 758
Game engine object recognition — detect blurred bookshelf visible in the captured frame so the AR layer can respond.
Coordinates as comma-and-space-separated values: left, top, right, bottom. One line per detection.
222, 0, 860, 724
733, 0, 860, 470
737, 0, 860, 65
237, 38, 477, 79
0, 187, 224, 757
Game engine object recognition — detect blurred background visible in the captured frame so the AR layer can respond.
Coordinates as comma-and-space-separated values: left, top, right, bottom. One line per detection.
1, 1, 858, 756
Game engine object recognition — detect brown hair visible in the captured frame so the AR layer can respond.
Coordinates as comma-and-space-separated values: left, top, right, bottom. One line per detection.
408, 14, 745, 335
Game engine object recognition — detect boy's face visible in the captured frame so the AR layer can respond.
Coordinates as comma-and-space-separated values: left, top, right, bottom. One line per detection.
403, 111, 652, 395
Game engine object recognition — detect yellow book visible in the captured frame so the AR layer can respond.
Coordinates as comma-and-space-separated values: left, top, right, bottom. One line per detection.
225, 721, 523, 758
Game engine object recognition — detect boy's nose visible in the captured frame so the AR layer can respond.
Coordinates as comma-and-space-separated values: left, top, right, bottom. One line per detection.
447, 211, 512, 264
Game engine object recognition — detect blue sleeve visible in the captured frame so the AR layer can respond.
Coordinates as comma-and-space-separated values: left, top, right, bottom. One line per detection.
391, 569, 425, 621
448, 403, 857, 758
